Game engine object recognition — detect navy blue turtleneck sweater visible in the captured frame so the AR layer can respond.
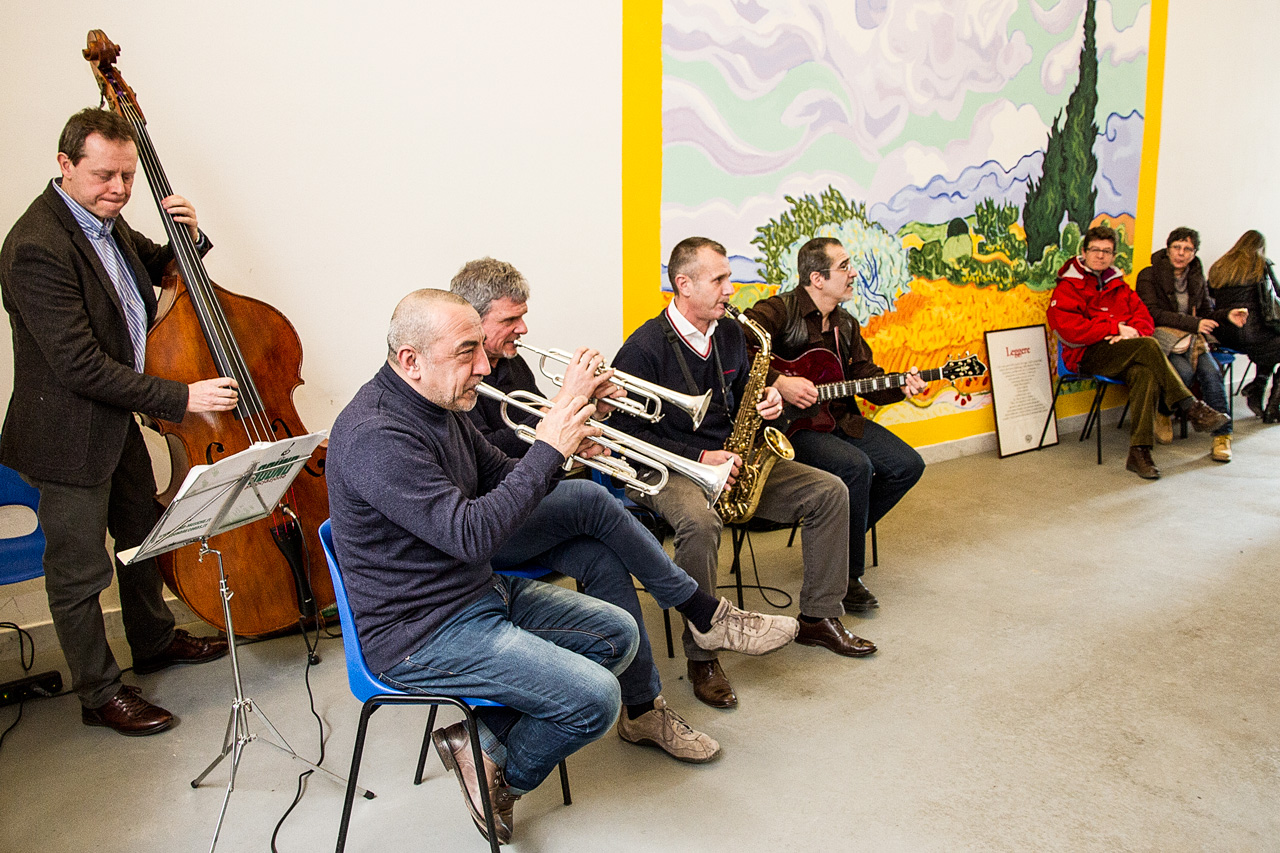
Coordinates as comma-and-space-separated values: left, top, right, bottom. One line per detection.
327, 362, 565, 672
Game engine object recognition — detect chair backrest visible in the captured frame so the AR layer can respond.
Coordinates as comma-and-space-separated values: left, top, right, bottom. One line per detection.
318, 519, 398, 703
0, 457, 45, 586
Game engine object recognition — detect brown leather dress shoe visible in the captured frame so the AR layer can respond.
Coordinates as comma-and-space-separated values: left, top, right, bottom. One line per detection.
132, 628, 229, 675
1125, 445, 1160, 480
795, 617, 877, 657
686, 659, 737, 709
81, 685, 174, 736
1183, 399, 1230, 434
433, 721, 514, 844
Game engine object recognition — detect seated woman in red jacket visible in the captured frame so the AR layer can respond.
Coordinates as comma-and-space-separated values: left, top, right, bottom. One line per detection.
1046, 225, 1229, 479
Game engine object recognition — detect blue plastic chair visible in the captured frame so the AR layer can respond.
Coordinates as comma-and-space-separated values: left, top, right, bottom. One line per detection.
317, 520, 570, 853
1040, 342, 1128, 465
0, 455, 45, 586
1210, 346, 1244, 418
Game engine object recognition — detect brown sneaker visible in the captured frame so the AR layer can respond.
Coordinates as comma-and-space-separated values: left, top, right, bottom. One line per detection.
1211, 434, 1232, 463
81, 685, 174, 736
1184, 400, 1230, 434
432, 721, 514, 844
617, 695, 721, 763
1125, 445, 1160, 479
1153, 413, 1173, 445
689, 598, 798, 655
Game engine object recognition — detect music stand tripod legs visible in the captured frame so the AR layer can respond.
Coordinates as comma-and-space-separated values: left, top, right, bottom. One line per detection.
190, 540, 373, 853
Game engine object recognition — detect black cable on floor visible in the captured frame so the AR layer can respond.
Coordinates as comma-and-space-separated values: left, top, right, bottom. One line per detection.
269, 618, 328, 853
0, 621, 36, 751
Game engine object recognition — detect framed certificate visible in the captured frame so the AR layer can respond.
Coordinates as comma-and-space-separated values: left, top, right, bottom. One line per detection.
984, 324, 1057, 457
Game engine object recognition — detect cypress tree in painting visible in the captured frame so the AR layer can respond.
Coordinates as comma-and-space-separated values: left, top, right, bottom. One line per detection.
1023, 0, 1100, 263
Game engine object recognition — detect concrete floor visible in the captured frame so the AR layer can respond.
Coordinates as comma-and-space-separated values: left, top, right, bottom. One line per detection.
1, 413, 1277, 853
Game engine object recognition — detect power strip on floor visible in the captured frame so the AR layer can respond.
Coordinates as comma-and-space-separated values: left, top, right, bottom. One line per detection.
0, 671, 63, 706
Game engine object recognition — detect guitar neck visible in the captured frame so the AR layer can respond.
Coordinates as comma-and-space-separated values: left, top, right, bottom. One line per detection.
816, 367, 943, 401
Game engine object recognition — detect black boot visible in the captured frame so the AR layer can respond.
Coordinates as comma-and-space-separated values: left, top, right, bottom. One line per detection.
1244, 372, 1270, 420
1265, 375, 1280, 424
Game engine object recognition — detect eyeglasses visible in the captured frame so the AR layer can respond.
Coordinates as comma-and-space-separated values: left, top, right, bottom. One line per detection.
1084, 248, 1116, 257
825, 259, 854, 273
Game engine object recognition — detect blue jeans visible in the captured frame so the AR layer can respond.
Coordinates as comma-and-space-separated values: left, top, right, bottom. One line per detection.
491, 479, 698, 706
381, 574, 637, 792
1168, 351, 1231, 435
788, 420, 925, 580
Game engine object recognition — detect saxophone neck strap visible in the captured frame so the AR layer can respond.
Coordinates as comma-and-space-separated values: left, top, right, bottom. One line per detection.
660, 311, 734, 415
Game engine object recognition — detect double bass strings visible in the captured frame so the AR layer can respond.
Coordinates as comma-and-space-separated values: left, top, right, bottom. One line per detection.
114, 94, 274, 447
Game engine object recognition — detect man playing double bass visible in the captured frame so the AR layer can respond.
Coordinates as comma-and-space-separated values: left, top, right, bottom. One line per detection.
1, 109, 236, 736
745, 237, 927, 613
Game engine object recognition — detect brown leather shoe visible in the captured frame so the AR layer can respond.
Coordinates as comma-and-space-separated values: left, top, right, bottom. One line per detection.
1184, 399, 1230, 434
686, 659, 737, 709
433, 721, 514, 844
1125, 445, 1160, 480
81, 685, 174, 736
132, 628, 229, 675
795, 617, 877, 657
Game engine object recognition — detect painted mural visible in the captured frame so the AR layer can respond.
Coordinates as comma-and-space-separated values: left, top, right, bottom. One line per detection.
660, 0, 1152, 439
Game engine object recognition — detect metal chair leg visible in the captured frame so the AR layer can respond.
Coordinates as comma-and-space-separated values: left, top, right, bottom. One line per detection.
662, 608, 674, 659
415, 705, 440, 785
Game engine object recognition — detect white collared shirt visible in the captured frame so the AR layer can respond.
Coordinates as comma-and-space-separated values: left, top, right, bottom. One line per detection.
665, 301, 717, 359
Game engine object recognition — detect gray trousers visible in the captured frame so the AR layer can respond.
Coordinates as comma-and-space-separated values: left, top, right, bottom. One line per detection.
25, 422, 176, 708
631, 457, 849, 662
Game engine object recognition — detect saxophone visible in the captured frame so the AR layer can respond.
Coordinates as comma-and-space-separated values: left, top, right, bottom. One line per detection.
715, 306, 796, 524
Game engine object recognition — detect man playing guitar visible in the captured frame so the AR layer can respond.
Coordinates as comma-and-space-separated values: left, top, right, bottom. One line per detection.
744, 237, 927, 613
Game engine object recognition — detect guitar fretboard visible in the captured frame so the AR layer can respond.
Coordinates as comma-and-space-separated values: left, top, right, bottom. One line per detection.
816, 367, 944, 401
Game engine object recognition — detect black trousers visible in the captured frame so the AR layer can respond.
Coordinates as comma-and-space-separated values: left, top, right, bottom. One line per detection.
25, 421, 175, 708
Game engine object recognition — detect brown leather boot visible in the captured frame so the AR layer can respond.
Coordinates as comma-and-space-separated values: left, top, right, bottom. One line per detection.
1183, 399, 1230, 433
1125, 445, 1160, 479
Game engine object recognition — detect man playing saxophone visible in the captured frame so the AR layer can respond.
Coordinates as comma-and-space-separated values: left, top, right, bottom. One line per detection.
612, 237, 876, 711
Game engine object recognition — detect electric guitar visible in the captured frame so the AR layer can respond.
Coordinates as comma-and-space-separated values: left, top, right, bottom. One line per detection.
772, 348, 986, 434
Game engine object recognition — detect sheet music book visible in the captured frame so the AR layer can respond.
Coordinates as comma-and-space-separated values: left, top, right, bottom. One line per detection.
119, 432, 326, 564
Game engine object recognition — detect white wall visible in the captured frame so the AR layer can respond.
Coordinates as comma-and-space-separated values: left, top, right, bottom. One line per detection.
1152, 0, 1280, 266
0, 1, 623, 431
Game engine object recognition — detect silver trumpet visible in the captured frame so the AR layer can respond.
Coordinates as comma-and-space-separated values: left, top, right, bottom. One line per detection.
516, 341, 712, 430
475, 384, 733, 508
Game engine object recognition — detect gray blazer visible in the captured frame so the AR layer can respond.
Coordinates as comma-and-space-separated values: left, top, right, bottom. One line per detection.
1, 182, 190, 486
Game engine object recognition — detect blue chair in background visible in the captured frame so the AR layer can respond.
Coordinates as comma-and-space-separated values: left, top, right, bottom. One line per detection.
1040, 342, 1129, 465
0, 454, 45, 586
317, 520, 570, 853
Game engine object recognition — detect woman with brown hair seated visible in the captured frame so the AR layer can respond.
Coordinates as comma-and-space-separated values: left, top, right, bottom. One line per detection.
1207, 230, 1280, 423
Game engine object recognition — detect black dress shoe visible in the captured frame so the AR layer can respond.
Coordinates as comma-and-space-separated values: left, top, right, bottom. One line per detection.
1125, 445, 1160, 480
132, 628, 229, 675
686, 659, 737, 709
795, 617, 877, 657
842, 579, 879, 612
82, 686, 174, 736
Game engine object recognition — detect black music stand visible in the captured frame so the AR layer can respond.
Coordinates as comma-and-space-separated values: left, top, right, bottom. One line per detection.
121, 433, 362, 853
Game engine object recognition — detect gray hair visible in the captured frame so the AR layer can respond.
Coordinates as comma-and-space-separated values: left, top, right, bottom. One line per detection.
386, 289, 473, 357
449, 257, 530, 318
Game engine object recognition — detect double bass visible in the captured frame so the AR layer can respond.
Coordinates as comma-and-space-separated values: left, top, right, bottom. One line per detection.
83, 30, 335, 636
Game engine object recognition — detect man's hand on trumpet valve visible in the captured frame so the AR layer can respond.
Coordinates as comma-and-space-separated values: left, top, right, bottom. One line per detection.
535, 393, 602, 460
556, 346, 625, 416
